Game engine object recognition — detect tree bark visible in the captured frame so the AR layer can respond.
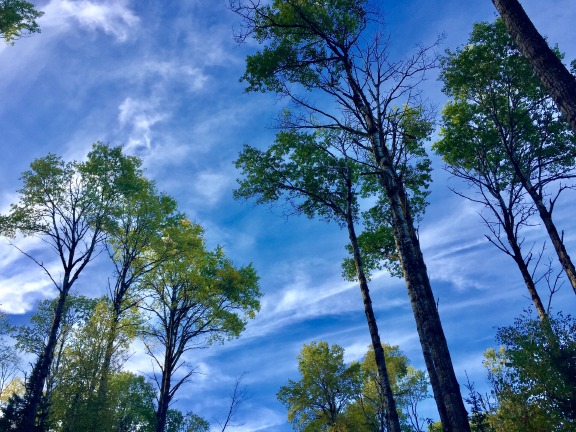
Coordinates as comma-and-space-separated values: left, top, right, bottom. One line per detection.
345, 61, 470, 429
20, 282, 70, 432
155, 355, 172, 432
382, 174, 469, 432
492, 0, 576, 133
507, 233, 548, 320
345, 199, 402, 432
522, 179, 576, 295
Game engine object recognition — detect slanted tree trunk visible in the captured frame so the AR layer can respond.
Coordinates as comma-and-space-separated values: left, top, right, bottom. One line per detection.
20, 280, 71, 432
492, 0, 576, 132
523, 180, 576, 296
91, 313, 120, 432
506, 231, 548, 319
345, 186, 402, 432
379, 169, 468, 432
345, 62, 469, 429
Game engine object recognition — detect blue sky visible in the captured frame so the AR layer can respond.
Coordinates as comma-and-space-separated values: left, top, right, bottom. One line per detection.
1, 1, 576, 430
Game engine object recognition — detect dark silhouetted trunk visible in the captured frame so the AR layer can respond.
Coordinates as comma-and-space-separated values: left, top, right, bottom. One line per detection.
380, 171, 468, 432
155, 351, 173, 432
492, 0, 576, 132
20, 280, 70, 432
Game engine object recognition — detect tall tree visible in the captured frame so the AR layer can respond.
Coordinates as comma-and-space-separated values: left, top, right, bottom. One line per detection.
277, 341, 362, 431
0, 143, 142, 430
231, 1, 469, 429
235, 125, 433, 432
13, 294, 99, 430
437, 19, 576, 297
0, 0, 43, 44
140, 219, 261, 432
491, 0, 576, 132
96, 171, 181, 428
484, 312, 576, 431
47, 297, 139, 432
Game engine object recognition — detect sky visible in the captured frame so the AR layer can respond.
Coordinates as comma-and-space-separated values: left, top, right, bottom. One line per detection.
1, 0, 576, 430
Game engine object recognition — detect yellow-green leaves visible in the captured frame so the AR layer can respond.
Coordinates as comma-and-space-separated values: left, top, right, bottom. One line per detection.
0, 0, 43, 45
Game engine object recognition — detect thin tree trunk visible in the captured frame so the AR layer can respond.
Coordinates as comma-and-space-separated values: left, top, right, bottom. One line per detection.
345, 205, 402, 432
20, 282, 71, 432
503, 222, 548, 320
92, 302, 122, 431
492, 0, 576, 133
519, 178, 576, 295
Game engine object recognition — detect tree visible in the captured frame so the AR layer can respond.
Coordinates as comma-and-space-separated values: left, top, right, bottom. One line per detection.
108, 372, 156, 432
13, 294, 99, 431
47, 298, 137, 432
231, 2, 469, 428
235, 127, 419, 432
0, 0, 43, 44
483, 312, 576, 431
344, 344, 430, 432
96, 164, 182, 427
491, 0, 576, 133
166, 410, 210, 432
140, 219, 261, 432
437, 19, 576, 297
0, 311, 20, 400
277, 341, 362, 431
0, 143, 143, 430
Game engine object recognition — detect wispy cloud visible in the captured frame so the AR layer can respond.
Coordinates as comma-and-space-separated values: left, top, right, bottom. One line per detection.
41, 0, 140, 42
117, 96, 169, 153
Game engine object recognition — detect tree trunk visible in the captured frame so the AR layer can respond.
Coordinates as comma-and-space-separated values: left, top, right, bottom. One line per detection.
345, 61, 469, 428
492, 0, 576, 133
155, 352, 173, 432
519, 178, 576, 295
345, 208, 402, 432
91, 315, 118, 432
20, 282, 71, 432
504, 221, 548, 320
377, 159, 469, 432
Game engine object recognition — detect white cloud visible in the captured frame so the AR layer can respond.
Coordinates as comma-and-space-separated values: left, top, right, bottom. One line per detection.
0, 239, 58, 314
191, 171, 234, 207
117, 96, 169, 153
41, 0, 140, 42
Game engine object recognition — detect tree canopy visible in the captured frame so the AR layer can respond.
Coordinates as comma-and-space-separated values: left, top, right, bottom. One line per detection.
0, 0, 43, 44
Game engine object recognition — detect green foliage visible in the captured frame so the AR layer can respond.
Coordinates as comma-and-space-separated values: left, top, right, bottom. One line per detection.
484, 312, 576, 431
277, 341, 362, 431
235, 129, 366, 225
143, 219, 261, 346
435, 18, 576, 195
0, 312, 19, 398
141, 218, 260, 429
240, 0, 368, 93
48, 298, 135, 431
109, 372, 156, 432
0, 0, 43, 44
344, 345, 430, 432
14, 295, 98, 358
166, 410, 210, 432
